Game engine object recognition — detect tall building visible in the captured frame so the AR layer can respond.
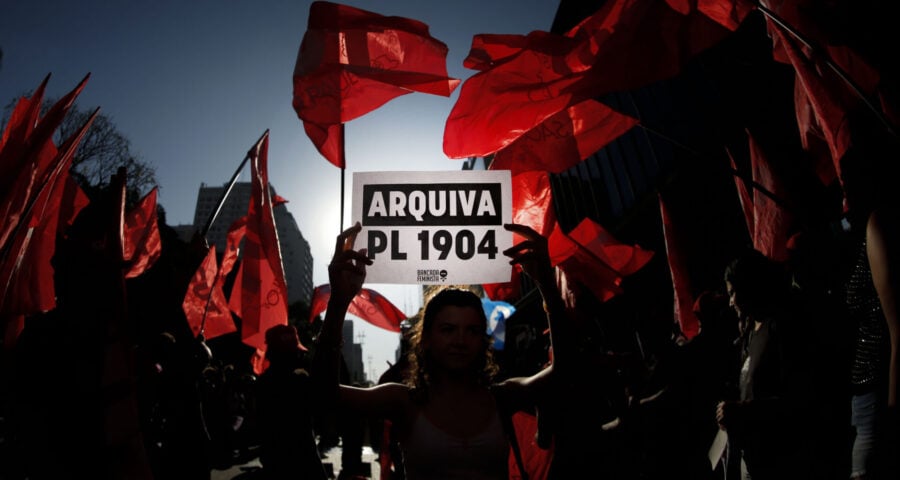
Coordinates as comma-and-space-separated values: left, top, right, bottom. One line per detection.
191, 182, 315, 306
342, 320, 367, 385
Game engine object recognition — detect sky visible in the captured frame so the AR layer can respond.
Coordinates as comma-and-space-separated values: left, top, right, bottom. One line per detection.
0, 0, 562, 381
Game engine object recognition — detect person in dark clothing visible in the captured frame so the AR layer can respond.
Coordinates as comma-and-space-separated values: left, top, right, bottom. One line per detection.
255, 324, 327, 480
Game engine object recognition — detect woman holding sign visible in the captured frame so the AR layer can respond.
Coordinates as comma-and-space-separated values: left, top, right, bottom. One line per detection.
313, 222, 572, 480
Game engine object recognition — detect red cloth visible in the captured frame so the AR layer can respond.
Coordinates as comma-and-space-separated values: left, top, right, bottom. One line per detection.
444, 0, 738, 160
308, 284, 406, 332
490, 99, 638, 176
659, 194, 699, 340
228, 131, 289, 365
293, 1, 459, 167
122, 187, 161, 279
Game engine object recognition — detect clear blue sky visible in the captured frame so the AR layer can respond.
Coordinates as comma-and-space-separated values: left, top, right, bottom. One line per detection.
0, 0, 562, 380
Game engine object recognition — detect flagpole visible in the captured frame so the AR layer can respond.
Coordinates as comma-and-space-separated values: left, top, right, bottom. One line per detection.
339, 123, 346, 232
200, 130, 269, 240
756, 4, 897, 138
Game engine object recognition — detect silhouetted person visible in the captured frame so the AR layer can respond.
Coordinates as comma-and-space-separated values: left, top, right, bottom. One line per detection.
255, 324, 327, 480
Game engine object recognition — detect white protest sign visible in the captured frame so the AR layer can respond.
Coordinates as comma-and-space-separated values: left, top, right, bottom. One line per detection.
351, 170, 512, 285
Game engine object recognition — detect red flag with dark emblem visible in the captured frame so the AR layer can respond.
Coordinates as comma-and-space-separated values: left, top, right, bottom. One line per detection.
308, 284, 406, 332
293, 1, 460, 167
123, 187, 161, 278
228, 131, 289, 368
490, 99, 638, 176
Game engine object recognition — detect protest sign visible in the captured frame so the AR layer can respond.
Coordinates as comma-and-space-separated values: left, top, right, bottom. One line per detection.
352, 170, 512, 284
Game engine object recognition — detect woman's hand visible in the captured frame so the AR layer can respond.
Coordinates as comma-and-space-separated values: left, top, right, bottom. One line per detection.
328, 222, 372, 307
502, 223, 554, 289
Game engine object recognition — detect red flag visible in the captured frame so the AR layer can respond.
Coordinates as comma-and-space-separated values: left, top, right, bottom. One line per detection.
483, 171, 557, 302
293, 1, 460, 167
547, 218, 654, 304
658, 194, 699, 340
122, 187, 161, 278
0, 108, 97, 318
765, 13, 880, 187
228, 131, 289, 366
747, 131, 793, 262
565, 217, 654, 276
444, 0, 740, 160
490, 99, 639, 176
183, 216, 246, 340
508, 411, 553, 480
1, 74, 89, 252
308, 284, 406, 332
0, 73, 49, 168
727, 149, 754, 239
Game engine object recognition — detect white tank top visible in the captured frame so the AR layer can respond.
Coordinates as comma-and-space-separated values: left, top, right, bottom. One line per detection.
399, 408, 509, 480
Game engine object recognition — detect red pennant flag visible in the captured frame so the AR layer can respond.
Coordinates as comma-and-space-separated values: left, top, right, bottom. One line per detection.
122, 187, 161, 278
0, 73, 49, 169
308, 284, 406, 332
0, 107, 97, 318
658, 194, 699, 340
228, 131, 289, 368
490, 99, 639, 176
445, 0, 742, 160
293, 1, 460, 167
464, 34, 531, 71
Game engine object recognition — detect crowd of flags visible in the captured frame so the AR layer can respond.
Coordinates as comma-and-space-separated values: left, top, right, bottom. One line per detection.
2, 4, 896, 474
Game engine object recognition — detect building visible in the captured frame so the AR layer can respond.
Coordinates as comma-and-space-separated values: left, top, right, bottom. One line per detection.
190, 182, 315, 306
342, 320, 367, 385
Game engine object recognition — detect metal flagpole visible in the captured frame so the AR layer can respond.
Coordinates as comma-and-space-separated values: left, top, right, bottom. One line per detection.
200, 129, 269, 240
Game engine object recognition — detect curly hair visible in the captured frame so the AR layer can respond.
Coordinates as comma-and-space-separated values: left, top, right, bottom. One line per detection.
404, 288, 499, 404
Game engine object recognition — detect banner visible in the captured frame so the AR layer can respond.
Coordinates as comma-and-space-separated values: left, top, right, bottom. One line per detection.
352, 170, 512, 284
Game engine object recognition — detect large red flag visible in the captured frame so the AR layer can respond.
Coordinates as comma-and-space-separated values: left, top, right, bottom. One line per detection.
0, 108, 97, 318
445, 0, 744, 160
293, 1, 460, 167
122, 187, 161, 279
490, 99, 639, 176
659, 194, 699, 340
228, 131, 289, 364
308, 284, 406, 333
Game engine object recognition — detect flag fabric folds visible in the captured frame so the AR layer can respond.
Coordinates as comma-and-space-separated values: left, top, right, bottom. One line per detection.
489, 99, 639, 177
1, 103, 97, 319
183, 215, 246, 341
308, 284, 406, 333
547, 218, 654, 304
122, 187, 162, 279
227, 131, 289, 364
293, 1, 459, 167
658, 194, 699, 340
444, 0, 743, 161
